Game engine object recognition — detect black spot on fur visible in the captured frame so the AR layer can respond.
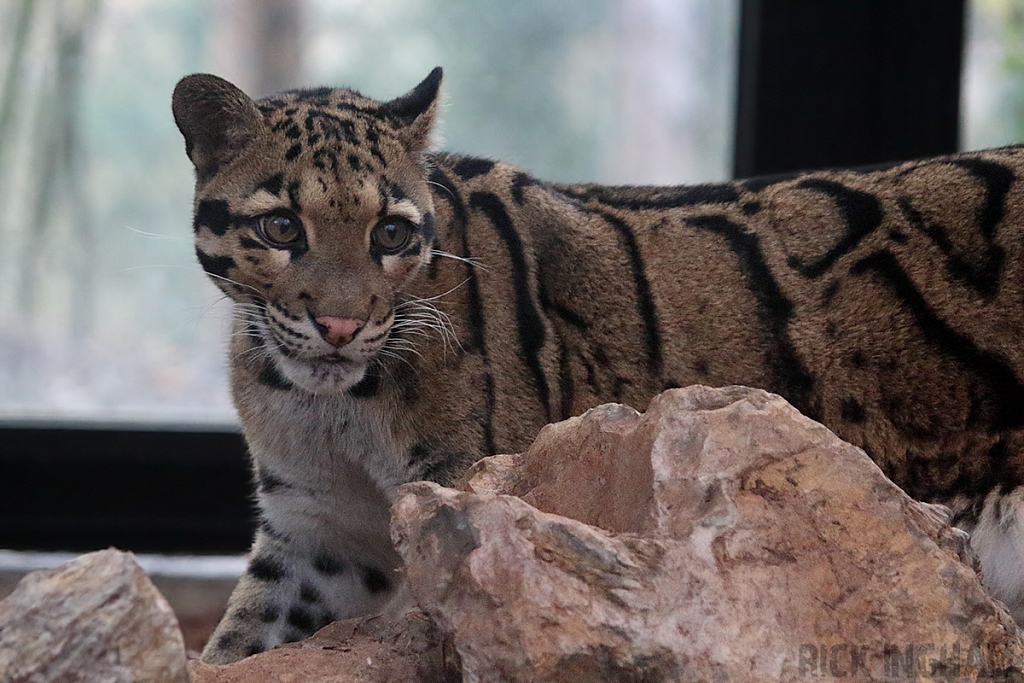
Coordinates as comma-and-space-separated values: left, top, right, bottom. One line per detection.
256, 173, 285, 196
851, 250, 1024, 430
687, 214, 818, 419
259, 517, 290, 543
195, 199, 232, 236
286, 606, 315, 633
249, 555, 286, 582
285, 143, 302, 160
359, 565, 391, 594
348, 368, 380, 398
851, 351, 867, 368
741, 201, 761, 215
215, 630, 242, 651
787, 179, 884, 279
282, 630, 306, 644
898, 193, 1004, 300
951, 496, 985, 528
453, 157, 495, 180
952, 157, 1015, 240
694, 359, 709, 377
261, 604, 281, 623
597, 211, 663, 375
348, 154, 361, 171
287, 181, 302, 212
257, 466, 290, 493
888, 229, 909, 244
257, 362, 293, 391
313, 552, 346, 576
821, 279, 841, 305
538, 280, 590, 331
840, 398, 867, 423
299, 583, 322, 604
196, 250, 236, 280
511, 172, 538, 204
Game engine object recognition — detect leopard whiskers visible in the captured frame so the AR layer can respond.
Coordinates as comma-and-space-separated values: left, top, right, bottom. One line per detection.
430, 249, 488, 271
426, 179, 456, 201
390, 301, 459, 356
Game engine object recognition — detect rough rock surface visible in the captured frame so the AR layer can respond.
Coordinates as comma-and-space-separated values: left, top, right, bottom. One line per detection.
0, 548, 190, 683
188, 608, 459, 683
393, 385, 1024, 682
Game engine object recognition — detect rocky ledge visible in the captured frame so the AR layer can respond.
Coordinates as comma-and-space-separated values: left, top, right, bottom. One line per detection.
3, 386, 1022, 682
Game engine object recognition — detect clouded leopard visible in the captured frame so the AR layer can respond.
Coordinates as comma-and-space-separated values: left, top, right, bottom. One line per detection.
172, 67, 1024, 663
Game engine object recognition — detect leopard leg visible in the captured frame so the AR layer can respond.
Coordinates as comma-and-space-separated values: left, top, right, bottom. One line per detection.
201, 468, 400, 664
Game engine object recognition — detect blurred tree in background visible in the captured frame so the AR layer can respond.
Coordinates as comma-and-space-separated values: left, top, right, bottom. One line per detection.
0, 0, 738, 423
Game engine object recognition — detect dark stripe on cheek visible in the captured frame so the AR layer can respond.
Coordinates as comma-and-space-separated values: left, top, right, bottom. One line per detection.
421, 212, 436, 242
240, 236, 269, 250
398, 242, 422, 258
196, 249, 236, 280
195, 199, 232, 236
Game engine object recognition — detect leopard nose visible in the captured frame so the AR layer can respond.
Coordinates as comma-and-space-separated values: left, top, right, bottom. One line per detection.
313, 315, 365, 347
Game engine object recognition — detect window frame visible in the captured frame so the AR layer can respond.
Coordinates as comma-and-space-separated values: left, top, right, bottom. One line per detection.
1, 0, 967, 554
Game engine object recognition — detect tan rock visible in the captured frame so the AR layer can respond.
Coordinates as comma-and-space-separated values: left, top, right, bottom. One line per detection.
395, 386, 1024, 683
188, 608, 458, 683
0, 548, 190, 683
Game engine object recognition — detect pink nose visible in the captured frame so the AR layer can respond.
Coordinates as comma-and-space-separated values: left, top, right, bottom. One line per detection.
314, 315, 365, 347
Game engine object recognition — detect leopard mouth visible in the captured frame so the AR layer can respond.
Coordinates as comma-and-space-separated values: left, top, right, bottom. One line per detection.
316, 354, 358, 366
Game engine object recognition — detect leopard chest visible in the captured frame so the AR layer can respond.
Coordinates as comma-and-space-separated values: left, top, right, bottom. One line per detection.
233, 373, 411, 500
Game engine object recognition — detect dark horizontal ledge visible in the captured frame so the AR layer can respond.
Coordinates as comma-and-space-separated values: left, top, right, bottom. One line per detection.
0, 424, 256, 554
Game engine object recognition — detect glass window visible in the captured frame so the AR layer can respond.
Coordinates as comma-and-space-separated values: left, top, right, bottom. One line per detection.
0, 0, 739, 425
962, 0, 1024, 150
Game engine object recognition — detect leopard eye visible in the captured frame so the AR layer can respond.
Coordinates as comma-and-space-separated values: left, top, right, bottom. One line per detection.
371, 216, 414, 253
257, 211, 304, 246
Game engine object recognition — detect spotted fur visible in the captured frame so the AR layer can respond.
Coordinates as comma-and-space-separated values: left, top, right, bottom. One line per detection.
173, 68, 1024, 663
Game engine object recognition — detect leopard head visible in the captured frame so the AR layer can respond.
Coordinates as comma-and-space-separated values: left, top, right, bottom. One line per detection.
172, 68, 442, 394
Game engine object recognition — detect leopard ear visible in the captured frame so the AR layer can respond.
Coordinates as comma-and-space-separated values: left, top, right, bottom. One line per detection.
379, 67, 442, 153
172, 74, 264, 181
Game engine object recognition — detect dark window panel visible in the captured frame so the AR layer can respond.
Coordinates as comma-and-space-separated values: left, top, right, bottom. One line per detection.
735, 0, 966, 176
0, 426, 254, 554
